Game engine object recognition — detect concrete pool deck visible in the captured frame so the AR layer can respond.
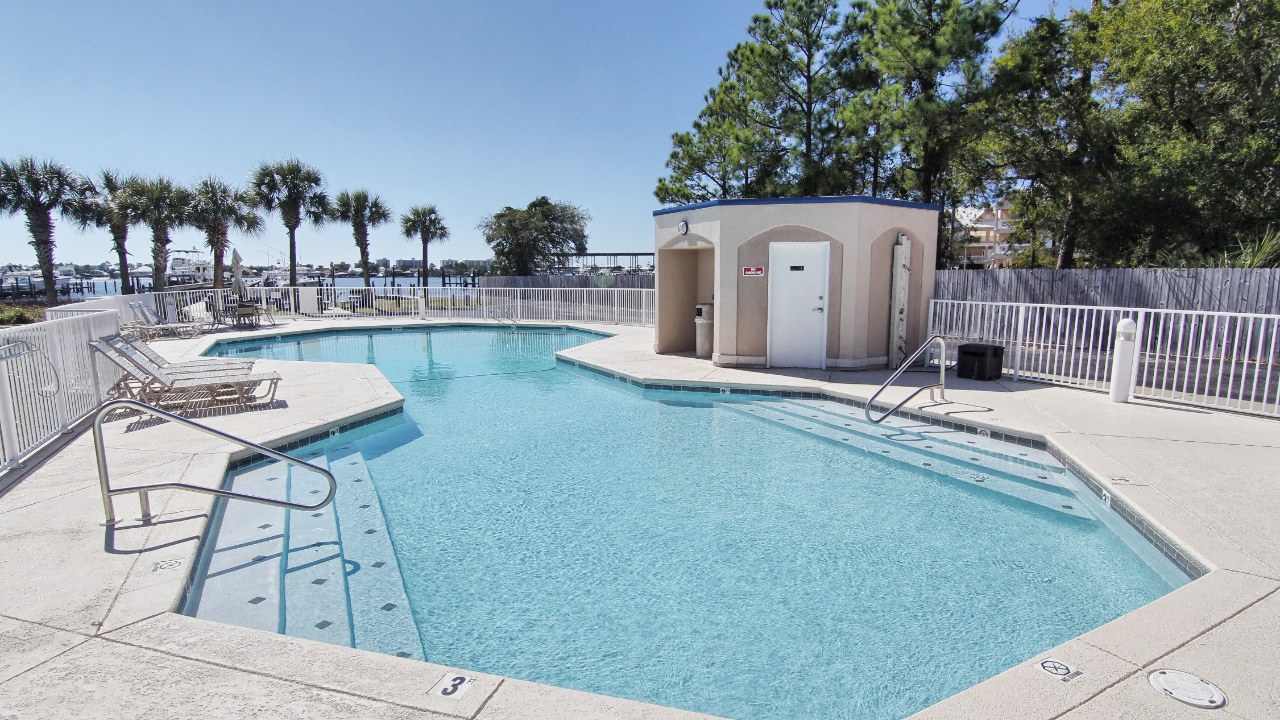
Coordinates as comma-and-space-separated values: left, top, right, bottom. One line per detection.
1, 318, 1276, 719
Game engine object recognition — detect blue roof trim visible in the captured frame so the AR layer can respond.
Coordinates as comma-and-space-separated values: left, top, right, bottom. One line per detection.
652, 195, 942, 216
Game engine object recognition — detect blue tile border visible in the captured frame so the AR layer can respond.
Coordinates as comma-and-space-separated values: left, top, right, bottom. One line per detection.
652, 195, 943, 216
555, 355, 1206, 580
207, 323, 612, 356
226, 406, 404, 471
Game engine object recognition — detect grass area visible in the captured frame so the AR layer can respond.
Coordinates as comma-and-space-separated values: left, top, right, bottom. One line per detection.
0, 304, 46, 325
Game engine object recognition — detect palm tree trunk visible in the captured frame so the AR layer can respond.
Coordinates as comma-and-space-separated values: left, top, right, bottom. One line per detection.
26, 208, 58, 305
151, 224, 170, 290
427, 230, 437, 284
210, 231, 227, 290
356, 223, 371, 288
360, 242, 371, 288
288, 225, 298, 287
112, 222, 134, 295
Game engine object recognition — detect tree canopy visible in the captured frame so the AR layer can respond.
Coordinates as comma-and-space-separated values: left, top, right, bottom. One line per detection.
479, 197, 589, 276
250, 159, 329, 286
657, 0, 1280, 268
333, 190, 392, 287
400, 205, 449, 283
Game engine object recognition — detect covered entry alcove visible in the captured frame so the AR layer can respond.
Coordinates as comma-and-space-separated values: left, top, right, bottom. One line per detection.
653, 196, 941, 369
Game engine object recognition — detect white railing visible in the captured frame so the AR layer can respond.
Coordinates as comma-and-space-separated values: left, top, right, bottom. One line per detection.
0, 310, 122, 467
44, 294, 152, 321
148, 286, 656, 327
930, 300, 1280, 417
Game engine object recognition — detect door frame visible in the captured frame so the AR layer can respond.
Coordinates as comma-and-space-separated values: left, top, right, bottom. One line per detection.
766, 241, 830, 370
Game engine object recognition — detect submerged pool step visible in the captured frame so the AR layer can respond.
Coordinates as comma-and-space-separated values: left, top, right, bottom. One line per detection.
281, 450, 354, 646
189, 462, 291, 633
728, 402, 1092, 521
325, 445, 424, 661
770, 398, 1070, 488
187, 445, 423, 661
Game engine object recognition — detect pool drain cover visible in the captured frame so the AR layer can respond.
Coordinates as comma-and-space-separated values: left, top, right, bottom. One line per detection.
1148, 669, 1226, 708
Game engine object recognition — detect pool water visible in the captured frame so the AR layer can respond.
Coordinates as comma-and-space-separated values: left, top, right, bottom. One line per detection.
199, 327, 1185, 720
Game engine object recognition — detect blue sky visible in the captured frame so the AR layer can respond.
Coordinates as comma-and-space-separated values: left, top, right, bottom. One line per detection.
0, 0, 1076, 269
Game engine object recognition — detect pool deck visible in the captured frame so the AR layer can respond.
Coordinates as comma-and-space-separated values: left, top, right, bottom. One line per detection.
1, 318, 1277, 719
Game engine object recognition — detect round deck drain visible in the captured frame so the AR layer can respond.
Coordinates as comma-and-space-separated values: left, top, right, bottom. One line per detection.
1148, 669, 1226, 709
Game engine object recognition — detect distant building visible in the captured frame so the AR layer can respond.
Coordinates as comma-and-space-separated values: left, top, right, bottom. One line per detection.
442, 259, 492, 270
376, 258, 390, 269
395, 259, 423, 269
955, 201, 1019, 268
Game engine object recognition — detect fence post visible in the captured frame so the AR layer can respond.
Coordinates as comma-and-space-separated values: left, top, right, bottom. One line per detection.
0, 361, 19, 465
1109, 318, 1138, 402
1013, 304, 1025, 381
1128, 310, 1147, 399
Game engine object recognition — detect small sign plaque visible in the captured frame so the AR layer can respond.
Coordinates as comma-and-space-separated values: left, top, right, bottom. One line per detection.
1037, 658, 1084, 683
743, 267, 764, 276
429, 673, 478, 698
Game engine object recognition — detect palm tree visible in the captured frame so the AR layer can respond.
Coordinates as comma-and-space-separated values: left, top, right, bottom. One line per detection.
333, 190, 392, 287
69, 170, 143, 295
400, 205, 450, 285
0, 157, 90, 304
190, 177, 263, 289
133, 178, 192, 291
249, 159, 329, 286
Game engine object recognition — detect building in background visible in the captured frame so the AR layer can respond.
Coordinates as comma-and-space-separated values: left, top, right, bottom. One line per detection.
955, 201, 1020, 268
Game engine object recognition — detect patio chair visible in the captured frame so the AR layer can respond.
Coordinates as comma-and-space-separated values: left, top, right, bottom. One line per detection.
128, 302, 207, 340
104, 333, 255, 376
89, 340, 281, 412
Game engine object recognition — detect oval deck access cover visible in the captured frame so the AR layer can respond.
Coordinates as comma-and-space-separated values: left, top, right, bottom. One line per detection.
1149, 669, 1227, 709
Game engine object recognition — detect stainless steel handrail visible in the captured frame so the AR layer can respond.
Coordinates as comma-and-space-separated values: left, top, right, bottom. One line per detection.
92, 398, 337, 525
864, 335, 949, 424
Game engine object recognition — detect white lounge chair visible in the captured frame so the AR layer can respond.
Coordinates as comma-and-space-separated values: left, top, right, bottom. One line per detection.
104, 333, 255, 376
90, 340, 280, 411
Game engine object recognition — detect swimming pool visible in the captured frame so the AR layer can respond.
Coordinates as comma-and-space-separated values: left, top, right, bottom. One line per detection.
186, 326, 1186, 720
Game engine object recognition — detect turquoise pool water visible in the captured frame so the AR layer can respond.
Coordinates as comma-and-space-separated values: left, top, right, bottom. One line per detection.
202, 327, 1184, 720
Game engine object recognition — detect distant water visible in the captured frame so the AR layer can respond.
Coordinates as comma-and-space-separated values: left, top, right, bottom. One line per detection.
65, 275, 449, 296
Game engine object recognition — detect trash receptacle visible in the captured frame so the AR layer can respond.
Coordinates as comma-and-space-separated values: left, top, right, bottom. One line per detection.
695, 303, 714, 359
957, 343, 1004, 380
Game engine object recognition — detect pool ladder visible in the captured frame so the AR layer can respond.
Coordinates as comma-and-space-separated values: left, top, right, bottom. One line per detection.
864, 335, 950, 424
92, 398, 337, 526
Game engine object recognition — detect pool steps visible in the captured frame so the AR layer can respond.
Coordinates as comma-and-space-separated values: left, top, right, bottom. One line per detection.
731, 399, 1092, 521
185, 446, 425, 660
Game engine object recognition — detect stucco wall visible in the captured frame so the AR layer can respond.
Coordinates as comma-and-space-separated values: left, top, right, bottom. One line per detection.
654, 198, 938, 368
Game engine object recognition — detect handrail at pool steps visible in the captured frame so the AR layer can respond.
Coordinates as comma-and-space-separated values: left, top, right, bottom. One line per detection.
92, 398, 337, 525
865, 335, 949, 424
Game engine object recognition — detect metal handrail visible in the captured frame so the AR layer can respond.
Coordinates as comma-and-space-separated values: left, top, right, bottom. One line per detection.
92, 398, 337, 525
864, 335, 950, 424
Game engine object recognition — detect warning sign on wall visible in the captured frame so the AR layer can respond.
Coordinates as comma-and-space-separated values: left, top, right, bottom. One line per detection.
743, 267, 764, 276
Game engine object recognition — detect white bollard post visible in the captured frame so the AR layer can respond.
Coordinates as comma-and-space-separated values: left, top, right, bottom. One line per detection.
1109, 318, 1138, 403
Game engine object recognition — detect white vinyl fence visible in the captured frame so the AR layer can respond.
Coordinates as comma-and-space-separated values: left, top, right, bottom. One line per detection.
0, 310, 122, 467
930, 300, 1280, 417
149, 286, 656, 327
43, 294, 148, 321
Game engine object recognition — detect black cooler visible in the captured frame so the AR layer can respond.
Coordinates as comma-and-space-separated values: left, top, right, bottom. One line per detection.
957, 343, 1005, 381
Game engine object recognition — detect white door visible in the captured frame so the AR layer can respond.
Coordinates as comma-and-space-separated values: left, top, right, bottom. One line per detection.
767, 242, 830, 369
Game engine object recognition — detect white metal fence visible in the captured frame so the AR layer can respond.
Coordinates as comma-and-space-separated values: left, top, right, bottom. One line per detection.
149, 286, 656, 327
930, 300, 1280, 417
43, 294, 148, 321
0, 310, 122, 467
